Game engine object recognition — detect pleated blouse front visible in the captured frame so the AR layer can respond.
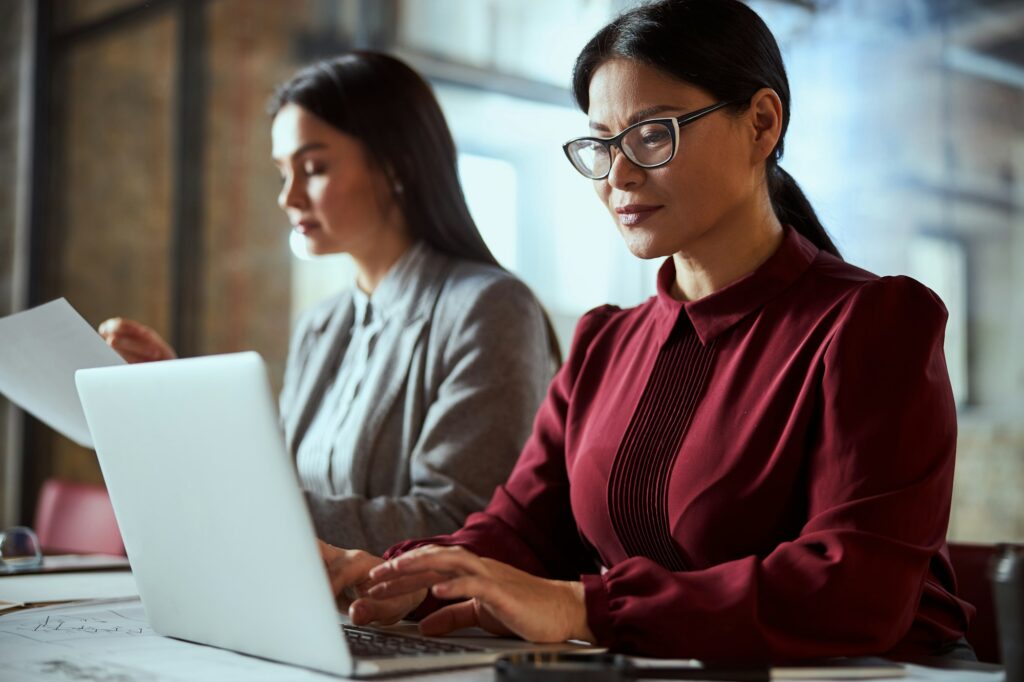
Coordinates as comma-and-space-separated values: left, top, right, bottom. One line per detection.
389, 226, 973, 660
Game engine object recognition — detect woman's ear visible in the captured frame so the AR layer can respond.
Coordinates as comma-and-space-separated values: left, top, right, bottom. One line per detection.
748, 87, 783, 164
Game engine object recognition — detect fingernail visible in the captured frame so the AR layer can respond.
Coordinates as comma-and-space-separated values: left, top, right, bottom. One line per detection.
431, 583, 447, 596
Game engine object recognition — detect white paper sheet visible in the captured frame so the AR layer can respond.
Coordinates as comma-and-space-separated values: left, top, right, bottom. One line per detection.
0, 554, 131, 576
0, 298, 125, 448
33, 554, 131, 573
0, 599, 484, 681
0, 570, 138, 604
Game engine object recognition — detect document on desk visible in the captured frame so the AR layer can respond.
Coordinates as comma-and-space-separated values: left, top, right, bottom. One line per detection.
0, 599, 486, 681
0, 570, 138, 605
0, 598, 331, 681
0, 298, 124, 448
0, 553, 131, 576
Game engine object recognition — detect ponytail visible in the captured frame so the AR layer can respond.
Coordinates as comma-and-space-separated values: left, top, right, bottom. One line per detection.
768, 165, 841, 259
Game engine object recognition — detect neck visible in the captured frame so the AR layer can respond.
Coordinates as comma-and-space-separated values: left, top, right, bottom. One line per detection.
670, 197, 784, 302
353, 228, 415, 295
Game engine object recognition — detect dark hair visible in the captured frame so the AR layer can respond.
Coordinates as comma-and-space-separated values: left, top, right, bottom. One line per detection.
571, 0, 841, 258
269, 51, 562, 361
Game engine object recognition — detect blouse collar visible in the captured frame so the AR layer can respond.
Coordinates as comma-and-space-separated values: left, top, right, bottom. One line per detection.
351, 285, 372, 327
357, 240, 431, 324
654, 225, 819, 346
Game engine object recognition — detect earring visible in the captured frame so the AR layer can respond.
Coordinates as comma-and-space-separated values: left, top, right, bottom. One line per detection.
393, 180, 404, 195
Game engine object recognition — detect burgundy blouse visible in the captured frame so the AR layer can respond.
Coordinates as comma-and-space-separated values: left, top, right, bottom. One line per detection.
386, 226, 974, 661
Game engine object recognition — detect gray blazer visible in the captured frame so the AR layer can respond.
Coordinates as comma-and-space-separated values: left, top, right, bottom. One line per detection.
278, 245, 555, 555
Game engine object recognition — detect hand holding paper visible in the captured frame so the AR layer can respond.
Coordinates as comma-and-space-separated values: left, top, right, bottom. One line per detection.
97, 317, 177, 364
0, 299, 126, 448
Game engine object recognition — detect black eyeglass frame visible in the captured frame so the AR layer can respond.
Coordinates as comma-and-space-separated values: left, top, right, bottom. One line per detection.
562, 99, 745, 180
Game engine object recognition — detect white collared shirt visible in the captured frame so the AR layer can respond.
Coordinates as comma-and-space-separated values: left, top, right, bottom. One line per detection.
295, 242, 428, 496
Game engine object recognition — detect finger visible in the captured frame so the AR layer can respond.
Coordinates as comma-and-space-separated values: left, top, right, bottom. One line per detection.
418, 601, 480, 637
329, 561, 370, 597
336, 578, 381, 609
349, 594, 418, 627
97, 318, 125, 338
349, 598, 374, 625
428, 579, 523, 640
327, 551, 383, 600
133, 324, 176, 357
366, 571, 449, 600
335, 593, 353, 613
368, 545, 444, 580
371, 546, 482, 582
344, 579, 372, 601
100, 319, 176, 359
106, 334, 165, 361
350, 598, 399, 626
323, 551, 363, 595
430, 575, 496, 603
318, 543, 349, 595
98, 318, 149, 340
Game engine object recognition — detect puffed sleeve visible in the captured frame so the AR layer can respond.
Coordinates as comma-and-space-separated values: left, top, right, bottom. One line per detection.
581, 277, 961, 660
385, 305, 618, 587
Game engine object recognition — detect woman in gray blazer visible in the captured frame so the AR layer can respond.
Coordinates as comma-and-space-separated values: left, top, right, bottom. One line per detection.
99, 52, 559, 555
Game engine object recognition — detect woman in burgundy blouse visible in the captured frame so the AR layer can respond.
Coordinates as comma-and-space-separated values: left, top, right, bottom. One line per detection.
318, 0, 975, 661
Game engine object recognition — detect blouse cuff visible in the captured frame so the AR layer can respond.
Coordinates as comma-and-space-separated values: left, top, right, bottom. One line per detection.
581, 572, 614, 647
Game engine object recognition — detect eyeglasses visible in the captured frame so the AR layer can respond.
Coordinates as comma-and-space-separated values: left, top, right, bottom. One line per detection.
562, 100, 742, 180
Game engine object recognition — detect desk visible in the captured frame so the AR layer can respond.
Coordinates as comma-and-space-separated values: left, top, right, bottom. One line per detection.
0, 598, 485, 681
0, 591, 1007, 681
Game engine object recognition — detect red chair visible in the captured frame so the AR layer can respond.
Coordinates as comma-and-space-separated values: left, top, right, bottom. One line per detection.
33, 478, 125, 556
947, 542, 1000, 663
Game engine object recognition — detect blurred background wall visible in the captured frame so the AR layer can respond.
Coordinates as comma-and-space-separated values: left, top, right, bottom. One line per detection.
0, 0, 1021, 542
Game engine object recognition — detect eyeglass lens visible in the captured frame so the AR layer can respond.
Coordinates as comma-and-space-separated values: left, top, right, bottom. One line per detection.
568, 120, 675, 178
569, 139, 611, 179
622, 122, 674, 165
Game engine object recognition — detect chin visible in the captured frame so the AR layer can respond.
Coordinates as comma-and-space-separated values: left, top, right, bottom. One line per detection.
619, 232, 675, 261
305, 238, 345, 257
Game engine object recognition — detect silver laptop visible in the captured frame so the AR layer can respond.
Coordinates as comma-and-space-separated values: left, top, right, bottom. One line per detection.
75, 352, 589, 677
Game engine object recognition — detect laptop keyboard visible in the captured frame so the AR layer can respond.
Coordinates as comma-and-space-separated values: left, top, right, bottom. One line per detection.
342, 624, 486, 659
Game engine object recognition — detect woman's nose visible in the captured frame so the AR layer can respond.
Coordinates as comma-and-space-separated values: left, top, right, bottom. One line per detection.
278, 176, 307, 211
606, 146, 644, 190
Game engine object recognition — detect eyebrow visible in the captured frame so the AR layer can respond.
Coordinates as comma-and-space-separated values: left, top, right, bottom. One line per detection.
589, 104, 684, 133
271, 142, 327, 165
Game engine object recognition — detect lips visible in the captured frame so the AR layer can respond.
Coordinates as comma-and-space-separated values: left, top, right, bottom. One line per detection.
615, 204, 663, 227
293, 219, 321, 235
